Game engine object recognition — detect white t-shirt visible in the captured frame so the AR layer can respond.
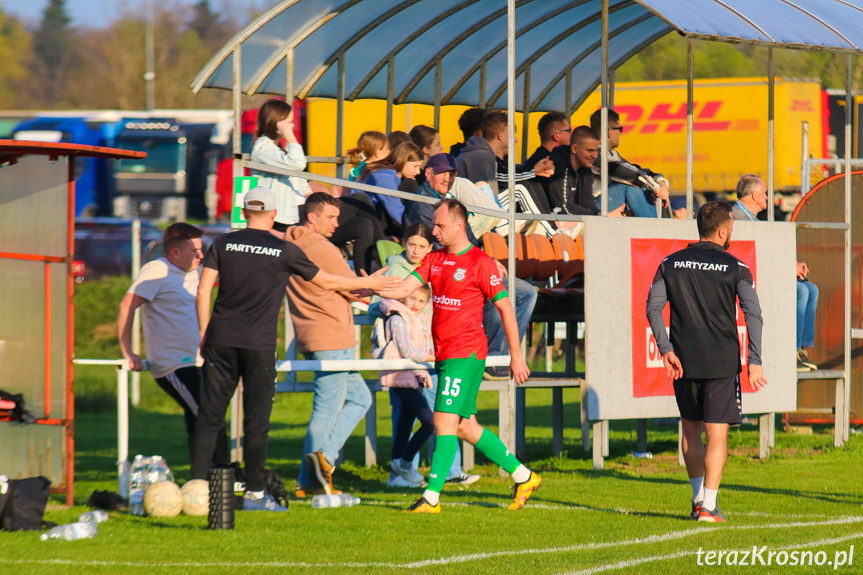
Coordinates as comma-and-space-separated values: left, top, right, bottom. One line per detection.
127, 258, 202, 378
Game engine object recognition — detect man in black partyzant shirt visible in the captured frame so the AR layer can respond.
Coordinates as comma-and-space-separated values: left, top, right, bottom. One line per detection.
190, 186, 398, 511
646, 201, 767, 524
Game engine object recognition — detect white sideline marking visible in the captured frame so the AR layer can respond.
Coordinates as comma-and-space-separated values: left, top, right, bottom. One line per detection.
8, 516, 863, 571
557, 531, 863, 575
361, 499, 833, 519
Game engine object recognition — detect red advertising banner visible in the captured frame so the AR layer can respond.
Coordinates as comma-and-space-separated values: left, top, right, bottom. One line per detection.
631, 239, 757, 398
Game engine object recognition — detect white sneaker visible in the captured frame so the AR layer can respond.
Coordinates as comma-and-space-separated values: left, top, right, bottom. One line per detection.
391, 459, 426, 485
446, 473, 480, 486
386, 473, 423, 488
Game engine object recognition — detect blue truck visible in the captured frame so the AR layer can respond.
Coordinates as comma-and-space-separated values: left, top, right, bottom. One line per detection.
12, 111, 232, 220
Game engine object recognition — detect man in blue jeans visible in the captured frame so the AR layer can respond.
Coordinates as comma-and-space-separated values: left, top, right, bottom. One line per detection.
589, 109, 670, 217
731, 175, 819, 372
286, 193, 374, 496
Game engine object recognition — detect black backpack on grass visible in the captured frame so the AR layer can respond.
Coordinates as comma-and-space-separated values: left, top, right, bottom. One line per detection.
0, 475, 52, 531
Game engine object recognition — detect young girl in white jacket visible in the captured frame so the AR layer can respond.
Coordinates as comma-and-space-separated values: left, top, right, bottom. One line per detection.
250, 99, 310, 235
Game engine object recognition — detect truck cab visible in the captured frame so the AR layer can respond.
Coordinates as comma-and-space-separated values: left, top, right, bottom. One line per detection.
113, 119, 222, 221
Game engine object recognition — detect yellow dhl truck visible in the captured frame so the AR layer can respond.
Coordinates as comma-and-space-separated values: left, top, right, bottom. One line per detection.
302, 77, 828, 194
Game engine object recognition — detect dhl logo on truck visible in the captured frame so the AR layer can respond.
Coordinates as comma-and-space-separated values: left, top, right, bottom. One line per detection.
614, 102, 759, 134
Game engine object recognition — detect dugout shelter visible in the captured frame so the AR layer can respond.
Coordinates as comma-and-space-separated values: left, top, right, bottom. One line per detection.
0, 141, 144, 504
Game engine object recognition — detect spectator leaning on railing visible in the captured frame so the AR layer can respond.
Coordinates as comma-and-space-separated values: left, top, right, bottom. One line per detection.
118, 222, 228, 471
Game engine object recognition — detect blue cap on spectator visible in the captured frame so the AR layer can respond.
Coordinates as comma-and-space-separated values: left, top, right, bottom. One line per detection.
426, 153, 458, 174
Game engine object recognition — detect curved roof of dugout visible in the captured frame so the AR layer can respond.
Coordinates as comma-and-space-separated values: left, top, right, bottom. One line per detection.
192, 0, 863, 112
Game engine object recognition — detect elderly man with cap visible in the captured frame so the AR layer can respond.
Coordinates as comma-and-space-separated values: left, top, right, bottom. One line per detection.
191, 187, 399, 511
403, 154, 537, 380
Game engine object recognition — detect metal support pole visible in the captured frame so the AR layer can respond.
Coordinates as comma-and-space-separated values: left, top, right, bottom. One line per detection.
117, 365, 129, 498
839, 54, 853, 446
434, 60, 442, 130
565, 69, 572, 116
286, 48, 294, 103
600, 0, 609, 216
233, 48, 243, 177
386, 57, 395, 134
131, 219, 141, 407
767, 48, 775, 222
145, 0, 155, 111
686, 39, 694, 218
801, 121, 810, 196
501, 0, 517, 463
231, 384, 244, 462
336, 53, 346, 179
552, 387, 564, 457
479, 61, 487, 107
365, 392, 377, 466
522, 66, 531, 161
636, 419, 648, 453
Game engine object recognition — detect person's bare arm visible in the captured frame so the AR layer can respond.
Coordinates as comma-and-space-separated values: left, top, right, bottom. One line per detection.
310, 266, 401, 293
196, 267, 219, 348
493, 296, 530, 384
374, 273, 423, 301
117, 293, 147, 371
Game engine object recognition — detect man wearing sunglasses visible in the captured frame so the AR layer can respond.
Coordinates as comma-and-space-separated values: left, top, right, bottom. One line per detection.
589, 109, 670, 217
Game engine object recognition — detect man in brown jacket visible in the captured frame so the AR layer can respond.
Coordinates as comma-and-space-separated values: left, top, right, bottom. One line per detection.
287, 192, 372, 497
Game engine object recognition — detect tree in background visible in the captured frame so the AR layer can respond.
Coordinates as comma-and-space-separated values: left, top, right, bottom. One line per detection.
68, 3, 234, 110
0, 9, 32, 107
31, 0, 78, 107
189, 0, 233, 52
617, 32, 860, 92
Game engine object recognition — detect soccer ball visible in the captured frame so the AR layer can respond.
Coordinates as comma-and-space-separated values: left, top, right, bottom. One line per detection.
180, 479, 209, 516
143, 480, 183, 518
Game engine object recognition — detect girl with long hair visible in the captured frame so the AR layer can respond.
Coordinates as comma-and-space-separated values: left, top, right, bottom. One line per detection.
249, 99, 311, 233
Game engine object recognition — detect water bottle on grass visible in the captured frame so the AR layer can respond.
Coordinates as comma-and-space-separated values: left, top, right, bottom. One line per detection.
311, 493, 360, 508
79, 510, 109, 525
129, 455, 148, 515
147, 456, 174, 484
40, 522, 97, 541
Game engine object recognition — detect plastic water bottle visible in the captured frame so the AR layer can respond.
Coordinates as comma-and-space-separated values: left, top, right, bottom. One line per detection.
129, 455, 148, 515
79, 510, 109, 525
310, 493, 361, 508
40, 521, 97, 541
147, 456, 174, 484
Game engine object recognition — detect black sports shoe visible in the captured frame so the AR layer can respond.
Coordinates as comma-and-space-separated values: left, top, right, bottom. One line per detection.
690, 500, 702, 520
797, 349, 817, 371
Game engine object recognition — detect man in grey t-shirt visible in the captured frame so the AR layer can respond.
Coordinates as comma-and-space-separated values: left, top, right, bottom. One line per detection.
118, 222, 228, 467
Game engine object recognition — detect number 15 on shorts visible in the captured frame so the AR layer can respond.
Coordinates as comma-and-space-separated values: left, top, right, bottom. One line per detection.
442, 376, 461, 397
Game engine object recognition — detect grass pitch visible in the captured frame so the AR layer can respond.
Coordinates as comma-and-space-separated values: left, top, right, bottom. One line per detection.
4, 278, 860, 575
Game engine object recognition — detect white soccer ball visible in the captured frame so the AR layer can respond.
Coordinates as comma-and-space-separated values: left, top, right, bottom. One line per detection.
180, 479, 210, 516
143, 480, 183, 518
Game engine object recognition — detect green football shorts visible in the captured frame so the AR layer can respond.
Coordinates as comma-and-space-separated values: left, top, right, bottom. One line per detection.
434, 356, 486, 418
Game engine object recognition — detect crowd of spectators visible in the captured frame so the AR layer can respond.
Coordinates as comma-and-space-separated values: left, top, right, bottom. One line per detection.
121, 97, 815, 508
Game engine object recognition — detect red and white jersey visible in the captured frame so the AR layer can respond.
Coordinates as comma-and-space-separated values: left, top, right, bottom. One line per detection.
411, 245, 507, 360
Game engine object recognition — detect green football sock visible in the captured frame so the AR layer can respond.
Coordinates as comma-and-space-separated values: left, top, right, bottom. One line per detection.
475, 428, 521, 474
427, 435, 458, 493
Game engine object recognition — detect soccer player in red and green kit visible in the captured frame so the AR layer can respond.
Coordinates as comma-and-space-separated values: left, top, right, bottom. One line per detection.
379, 198, 542, 513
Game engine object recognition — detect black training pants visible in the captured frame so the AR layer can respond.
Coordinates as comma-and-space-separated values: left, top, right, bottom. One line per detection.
155, 366, 229, 467
191, 344, 277, 492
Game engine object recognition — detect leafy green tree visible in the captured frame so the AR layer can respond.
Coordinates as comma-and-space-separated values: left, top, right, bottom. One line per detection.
32, 0, 77, 106
0, 9, 32, 107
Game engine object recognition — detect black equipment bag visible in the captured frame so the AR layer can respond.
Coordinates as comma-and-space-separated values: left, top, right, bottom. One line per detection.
0, 475, 52, 531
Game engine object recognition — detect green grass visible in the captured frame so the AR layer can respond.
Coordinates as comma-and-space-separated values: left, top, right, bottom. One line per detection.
14, 277, 860, 574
